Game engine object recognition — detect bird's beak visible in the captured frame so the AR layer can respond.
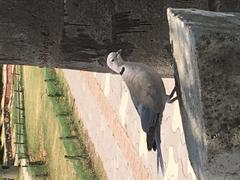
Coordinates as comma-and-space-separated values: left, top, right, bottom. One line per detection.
117, 49, 122, 55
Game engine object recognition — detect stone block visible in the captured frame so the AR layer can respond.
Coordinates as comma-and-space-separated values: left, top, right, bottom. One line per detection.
168, 8, 240, 180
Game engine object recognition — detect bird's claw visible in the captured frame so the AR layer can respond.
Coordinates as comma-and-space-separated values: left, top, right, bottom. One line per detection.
167, 84, 178, 103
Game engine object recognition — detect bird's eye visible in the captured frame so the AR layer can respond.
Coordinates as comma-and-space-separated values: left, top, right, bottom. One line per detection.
111, 59, 114, 62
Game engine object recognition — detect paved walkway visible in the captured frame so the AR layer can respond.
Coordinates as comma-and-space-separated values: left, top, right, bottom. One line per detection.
63, 69, 197, 180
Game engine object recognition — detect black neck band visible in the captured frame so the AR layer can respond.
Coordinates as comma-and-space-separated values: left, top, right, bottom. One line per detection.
119, 67, 125, 75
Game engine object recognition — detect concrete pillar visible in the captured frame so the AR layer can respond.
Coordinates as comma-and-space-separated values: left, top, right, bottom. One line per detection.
168, 8, 240, 180
0, 1, 210, 76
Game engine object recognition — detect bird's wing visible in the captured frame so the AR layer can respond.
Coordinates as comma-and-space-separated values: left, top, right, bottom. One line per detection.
136, 104, 158, 133
133, 68, 166, 111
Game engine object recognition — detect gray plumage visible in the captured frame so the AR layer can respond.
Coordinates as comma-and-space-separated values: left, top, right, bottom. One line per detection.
106, 50, 167, 174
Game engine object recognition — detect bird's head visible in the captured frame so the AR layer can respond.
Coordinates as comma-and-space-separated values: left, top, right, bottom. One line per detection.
106, 49, 124, 74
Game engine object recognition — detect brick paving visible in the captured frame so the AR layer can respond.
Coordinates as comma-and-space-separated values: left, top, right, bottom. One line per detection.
63, 69, 197, 180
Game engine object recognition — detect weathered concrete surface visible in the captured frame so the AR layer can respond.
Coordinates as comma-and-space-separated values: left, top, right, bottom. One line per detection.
1, 1, 240, 76
0, 0, 209, 76
168, 8, 240, 180
63, 69, 196, 180
0, 1, 63, 67
210, 0, 240, 12
0, 0, 208, 76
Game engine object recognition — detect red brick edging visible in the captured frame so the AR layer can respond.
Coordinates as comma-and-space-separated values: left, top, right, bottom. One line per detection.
80, 72, 153, 180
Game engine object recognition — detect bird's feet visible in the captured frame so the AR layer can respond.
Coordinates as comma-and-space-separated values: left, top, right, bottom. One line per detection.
167, 83, 178, 103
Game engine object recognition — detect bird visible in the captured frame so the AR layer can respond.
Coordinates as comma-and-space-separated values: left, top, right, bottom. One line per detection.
106, 49, 177, 175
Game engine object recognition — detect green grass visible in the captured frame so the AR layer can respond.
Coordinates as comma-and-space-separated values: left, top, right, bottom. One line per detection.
12, 73, 19, 125
44, 68, 98, 180
13, 66, 105, 180
12, 66, 48, 179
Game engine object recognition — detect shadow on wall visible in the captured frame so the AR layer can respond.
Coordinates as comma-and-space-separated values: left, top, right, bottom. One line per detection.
61, 11, 151, 65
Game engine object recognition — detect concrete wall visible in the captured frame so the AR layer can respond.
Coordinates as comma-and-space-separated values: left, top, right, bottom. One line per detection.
168, 8, 240, 180
63, 69, 196, 180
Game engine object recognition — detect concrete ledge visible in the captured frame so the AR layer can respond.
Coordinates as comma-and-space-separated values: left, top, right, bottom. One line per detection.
63, 69, 197, 180
168, 8, 240, 180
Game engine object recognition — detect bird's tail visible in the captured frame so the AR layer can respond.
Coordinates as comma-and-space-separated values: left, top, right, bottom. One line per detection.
146, 127, 155, 151
155, 121, 165, 175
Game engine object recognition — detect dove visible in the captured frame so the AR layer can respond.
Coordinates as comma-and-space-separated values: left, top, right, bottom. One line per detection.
106, 49, 177, 174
